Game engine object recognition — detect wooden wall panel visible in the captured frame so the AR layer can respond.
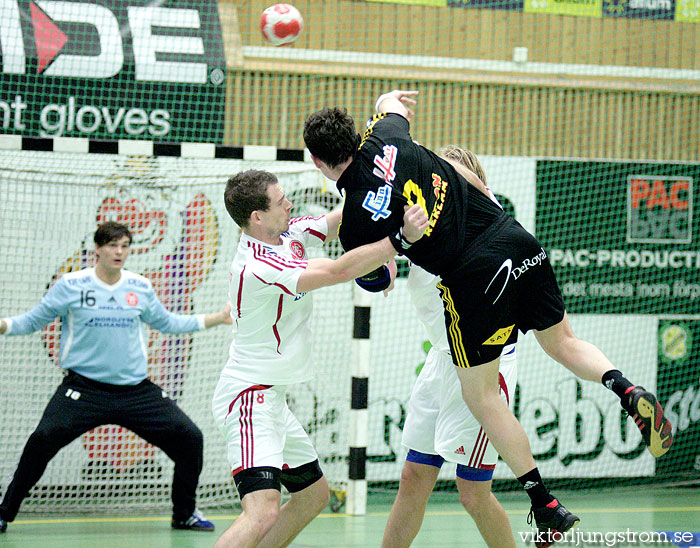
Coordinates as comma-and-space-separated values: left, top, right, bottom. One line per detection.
220, 2, 698, 161
224, 70, 697, 161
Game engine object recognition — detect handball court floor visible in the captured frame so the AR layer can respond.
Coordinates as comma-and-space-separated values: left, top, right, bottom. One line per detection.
3, 486, 699, 548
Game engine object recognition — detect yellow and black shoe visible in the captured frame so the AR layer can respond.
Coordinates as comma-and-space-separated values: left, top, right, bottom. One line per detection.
623, 386, 673, 458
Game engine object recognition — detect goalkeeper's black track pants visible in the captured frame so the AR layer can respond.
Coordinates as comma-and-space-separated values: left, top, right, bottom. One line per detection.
0, 370, 203, 522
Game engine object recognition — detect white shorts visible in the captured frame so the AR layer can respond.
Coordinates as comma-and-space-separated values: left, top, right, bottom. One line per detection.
212, 375, 318, 474
402, 345, 517, 470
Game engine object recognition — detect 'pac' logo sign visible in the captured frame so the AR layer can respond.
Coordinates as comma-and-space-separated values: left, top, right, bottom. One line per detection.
627, 175, 692, 244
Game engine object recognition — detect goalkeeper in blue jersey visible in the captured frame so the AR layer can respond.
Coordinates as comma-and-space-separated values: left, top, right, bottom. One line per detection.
0, 221, 231, 534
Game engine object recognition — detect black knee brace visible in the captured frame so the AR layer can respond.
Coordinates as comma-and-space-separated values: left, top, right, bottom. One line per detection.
233, 466, 281, 500
279, 460, 324, 493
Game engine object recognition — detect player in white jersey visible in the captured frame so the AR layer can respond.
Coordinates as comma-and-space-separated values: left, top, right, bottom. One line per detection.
382, 147, 518, 548
213, 169, 428, 548
0, 222, 231, 534
382, 265, 518, 548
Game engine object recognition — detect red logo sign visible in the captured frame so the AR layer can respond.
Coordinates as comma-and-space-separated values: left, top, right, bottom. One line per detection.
290, 240, 305, 259
627, 175, 692, 243
31, 2, 68, 74
125, 292, 138, 306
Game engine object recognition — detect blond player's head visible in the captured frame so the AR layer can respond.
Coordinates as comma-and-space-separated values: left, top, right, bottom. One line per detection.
438, 145, 487, 186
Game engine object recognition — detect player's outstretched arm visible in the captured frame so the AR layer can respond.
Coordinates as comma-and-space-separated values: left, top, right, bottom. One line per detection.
143, 292, 230, 334
375, 90, 419, 121
297, 204, 428, 293
0, 280, 68, 336
203, 302, 232, 328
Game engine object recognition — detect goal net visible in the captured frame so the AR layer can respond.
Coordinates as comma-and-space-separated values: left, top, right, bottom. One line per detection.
0, 149, 353, 512
1, 147, 697, 515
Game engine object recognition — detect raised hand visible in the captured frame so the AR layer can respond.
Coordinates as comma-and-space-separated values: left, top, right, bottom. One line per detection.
390, 89, 419, 118
376, 90, 419, 120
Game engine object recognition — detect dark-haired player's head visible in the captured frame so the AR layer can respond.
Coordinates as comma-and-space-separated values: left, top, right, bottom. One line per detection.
94, 222, 132, 270
303, 107, 359, 169
224, 169, 279, 228
94, 221, 132, 247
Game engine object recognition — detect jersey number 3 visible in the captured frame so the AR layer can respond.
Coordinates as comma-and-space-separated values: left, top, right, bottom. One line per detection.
403, 175, 447, 237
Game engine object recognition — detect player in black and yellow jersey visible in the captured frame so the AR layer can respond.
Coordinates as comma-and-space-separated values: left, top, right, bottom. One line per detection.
303, 90, 673, 546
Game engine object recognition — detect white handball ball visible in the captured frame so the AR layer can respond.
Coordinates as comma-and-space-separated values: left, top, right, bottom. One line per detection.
260, 4, 304, 46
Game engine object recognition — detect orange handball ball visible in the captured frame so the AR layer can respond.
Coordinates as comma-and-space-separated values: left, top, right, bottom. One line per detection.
260, 4, 304, 46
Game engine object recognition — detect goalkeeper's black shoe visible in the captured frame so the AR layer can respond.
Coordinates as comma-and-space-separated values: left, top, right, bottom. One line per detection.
527, 499, 579, 548
0, 515, 7, 533
622, 386, 673, 458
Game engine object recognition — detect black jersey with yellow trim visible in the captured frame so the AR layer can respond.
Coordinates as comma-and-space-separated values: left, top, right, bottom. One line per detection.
336, 112, 502, 276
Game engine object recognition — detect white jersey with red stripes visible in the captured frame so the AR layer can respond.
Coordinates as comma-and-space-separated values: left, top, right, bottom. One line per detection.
407, 265, 451, 354
222, 215, 329, 385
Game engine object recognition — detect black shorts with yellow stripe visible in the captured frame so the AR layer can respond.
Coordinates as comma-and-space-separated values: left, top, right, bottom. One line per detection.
438, 213, 565, 368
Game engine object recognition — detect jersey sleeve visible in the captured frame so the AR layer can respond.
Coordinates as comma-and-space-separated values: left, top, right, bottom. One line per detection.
3, 278, 70, 335
367, 112, 411, 139
140, 280, 201, 333
287, 215, 329, 248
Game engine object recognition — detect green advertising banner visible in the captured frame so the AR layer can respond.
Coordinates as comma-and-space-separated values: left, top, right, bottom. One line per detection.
536, 160, 699, 315
656, 319, 700, 479
603, 0, 675, 19
0, 0, 226, 143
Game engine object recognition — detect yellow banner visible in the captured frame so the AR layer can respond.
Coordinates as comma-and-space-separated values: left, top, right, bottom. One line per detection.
365, 0, 447, 5
676, 0, 700, 21
525, 0, 602, 17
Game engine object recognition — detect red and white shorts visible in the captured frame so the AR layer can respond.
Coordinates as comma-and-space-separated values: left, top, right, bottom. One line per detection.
402, 344, 517, 470
212, 375, 318, 474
